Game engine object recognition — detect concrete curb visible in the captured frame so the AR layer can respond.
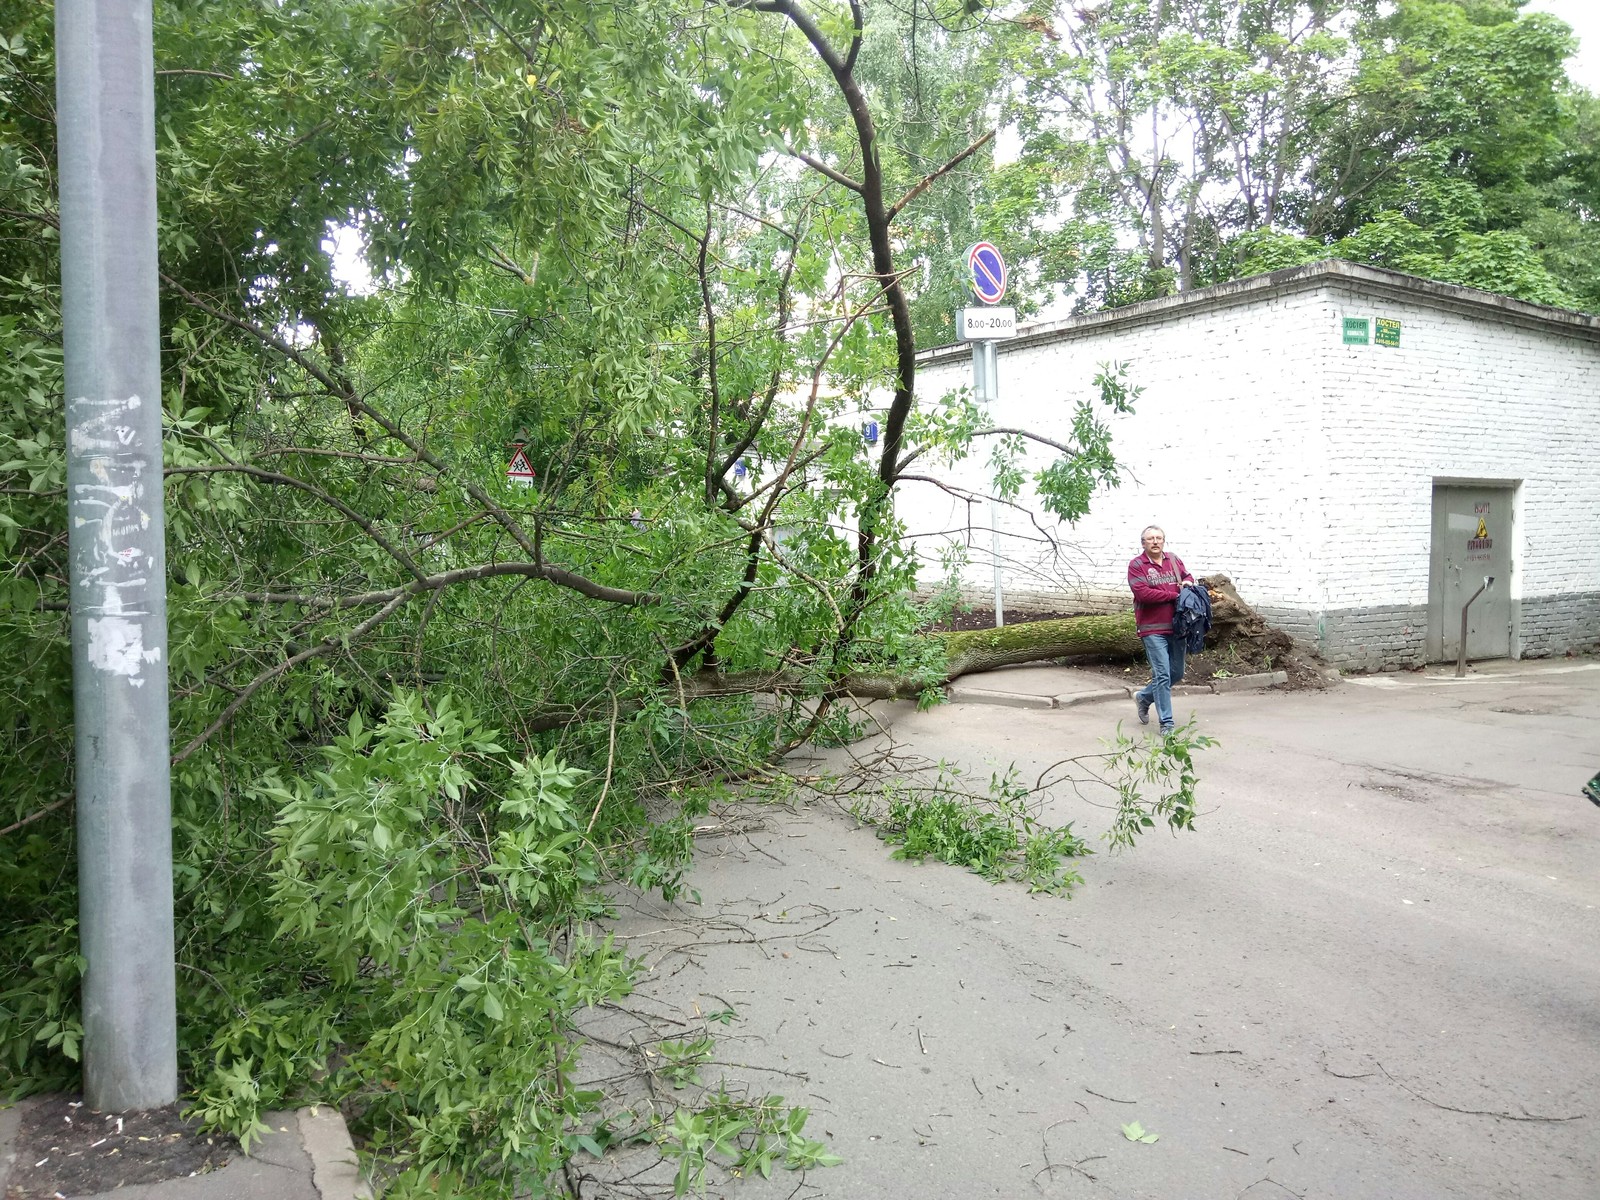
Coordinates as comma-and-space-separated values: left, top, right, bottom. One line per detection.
945, 684, 1134, 710
1054, 689, 1129, 708
947, 670, 1292, 710
297, 1106, 371, 1200
1210, 670, 1289, 693
946, 685, 1055, 709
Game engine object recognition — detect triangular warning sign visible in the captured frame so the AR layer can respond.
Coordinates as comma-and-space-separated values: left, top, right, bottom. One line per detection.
1475, 517, 1488, 539
506, 444, 536, 486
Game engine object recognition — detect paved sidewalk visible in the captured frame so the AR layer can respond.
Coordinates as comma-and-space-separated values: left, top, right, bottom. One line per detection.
944, 654, 1600, 711
0, 1101, 368, 1200
946, 661, 1291, 709
1351, 657, 1600, 686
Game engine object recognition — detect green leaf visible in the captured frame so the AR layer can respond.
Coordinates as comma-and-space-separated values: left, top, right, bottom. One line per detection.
1121, 1120, 1159, 1143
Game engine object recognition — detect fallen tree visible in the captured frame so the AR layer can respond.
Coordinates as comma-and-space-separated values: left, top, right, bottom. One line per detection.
931, 573, 1268, 676
0, 5, 1232, 1194
683, 575, 1294, 701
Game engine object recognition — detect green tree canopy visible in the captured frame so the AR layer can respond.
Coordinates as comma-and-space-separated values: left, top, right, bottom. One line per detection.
1008, 0, 1599, 311
2, 3, 1166, 1193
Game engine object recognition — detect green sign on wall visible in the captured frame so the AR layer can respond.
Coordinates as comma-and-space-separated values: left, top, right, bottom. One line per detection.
1375, 317, 1402, 347
1342, 317, 1370, 345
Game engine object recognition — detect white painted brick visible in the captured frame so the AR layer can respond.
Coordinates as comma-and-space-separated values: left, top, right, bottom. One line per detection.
902, 272, 1600, 654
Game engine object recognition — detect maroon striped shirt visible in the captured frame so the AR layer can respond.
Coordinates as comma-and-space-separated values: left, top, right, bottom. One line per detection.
1128, 551, 1192, 636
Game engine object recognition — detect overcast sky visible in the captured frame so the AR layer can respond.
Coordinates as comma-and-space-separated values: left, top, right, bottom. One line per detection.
1526, 0, 1600, 92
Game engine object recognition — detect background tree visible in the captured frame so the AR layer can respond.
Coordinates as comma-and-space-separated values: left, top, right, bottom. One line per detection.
1286, 0, 1598, 307
1008, 0, 1599, 311
1010, 0, 1363, 305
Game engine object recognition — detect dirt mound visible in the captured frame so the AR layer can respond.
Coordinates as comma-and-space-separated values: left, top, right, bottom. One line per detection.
1199, 574, 1329, 689
3, 1094, 236, 1200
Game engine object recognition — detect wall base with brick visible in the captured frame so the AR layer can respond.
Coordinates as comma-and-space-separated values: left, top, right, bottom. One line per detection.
1257, 605, 1430, 671
1515, 591, 1600, 659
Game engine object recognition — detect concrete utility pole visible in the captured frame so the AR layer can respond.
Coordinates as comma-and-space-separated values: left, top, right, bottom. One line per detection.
55, 0, 178, 1110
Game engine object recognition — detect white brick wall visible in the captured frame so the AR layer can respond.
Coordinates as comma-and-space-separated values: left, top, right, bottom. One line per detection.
1311, 283, 1599, 611
898, 263, 1600, 662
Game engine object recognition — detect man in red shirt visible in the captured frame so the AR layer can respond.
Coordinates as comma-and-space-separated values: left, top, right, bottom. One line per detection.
1128, 525, 1196, 734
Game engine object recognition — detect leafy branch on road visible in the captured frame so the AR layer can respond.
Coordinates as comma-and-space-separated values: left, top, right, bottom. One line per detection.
818, 720, 1214, 893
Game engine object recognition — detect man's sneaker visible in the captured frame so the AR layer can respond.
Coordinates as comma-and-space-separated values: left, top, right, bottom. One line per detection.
1135, 694, 1151, 725
1159, 723, 1175, 736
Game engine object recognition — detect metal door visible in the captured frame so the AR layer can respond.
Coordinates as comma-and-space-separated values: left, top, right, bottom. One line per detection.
1428, 485, 1513, 662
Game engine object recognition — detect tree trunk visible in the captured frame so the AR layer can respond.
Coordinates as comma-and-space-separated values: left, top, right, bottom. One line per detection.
681, 612, 1144, 702
937, 612, 1143, 677
680, 575, 1266, 702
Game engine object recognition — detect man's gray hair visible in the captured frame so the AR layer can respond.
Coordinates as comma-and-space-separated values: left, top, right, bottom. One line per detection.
1141, 525, 1165, 540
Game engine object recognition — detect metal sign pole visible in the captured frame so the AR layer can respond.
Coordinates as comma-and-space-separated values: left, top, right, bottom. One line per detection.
958, 243, 1014, 631
56, 0, 178, 1110
983, 341, 1003, 626
969, 339, 1004, 625
990, 498, 1004, 628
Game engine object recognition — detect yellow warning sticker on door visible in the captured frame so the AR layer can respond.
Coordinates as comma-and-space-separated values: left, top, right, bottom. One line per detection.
1475, 517, 1488, 539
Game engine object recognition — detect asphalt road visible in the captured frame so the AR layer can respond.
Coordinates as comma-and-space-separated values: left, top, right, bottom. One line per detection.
592, 661, 1600, 1200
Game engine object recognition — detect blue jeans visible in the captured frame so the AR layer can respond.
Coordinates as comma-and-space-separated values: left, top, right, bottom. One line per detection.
1137, 633, 1187, 729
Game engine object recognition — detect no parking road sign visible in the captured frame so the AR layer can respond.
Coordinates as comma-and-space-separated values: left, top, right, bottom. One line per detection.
965, 241, 1007, 305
